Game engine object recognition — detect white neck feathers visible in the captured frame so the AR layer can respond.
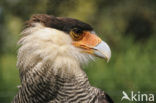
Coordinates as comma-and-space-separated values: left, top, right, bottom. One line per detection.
17, 23, 92, 75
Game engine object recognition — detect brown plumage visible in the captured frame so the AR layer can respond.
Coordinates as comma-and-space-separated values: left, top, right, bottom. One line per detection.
12, 14, 113, 103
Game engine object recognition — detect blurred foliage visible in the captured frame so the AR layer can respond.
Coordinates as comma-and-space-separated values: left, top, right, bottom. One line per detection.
0, 0, 156, 103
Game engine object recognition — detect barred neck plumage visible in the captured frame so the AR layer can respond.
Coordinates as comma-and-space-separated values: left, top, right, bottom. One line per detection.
12, 55, 113, 103
12, 58, 101, 103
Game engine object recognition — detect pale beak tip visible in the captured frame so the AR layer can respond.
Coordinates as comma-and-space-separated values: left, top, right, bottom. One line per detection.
106, 55, 111, 63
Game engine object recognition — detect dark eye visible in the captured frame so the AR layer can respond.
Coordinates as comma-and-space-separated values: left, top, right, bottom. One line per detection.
70, 28, 84, 41
72, 28, 83, 34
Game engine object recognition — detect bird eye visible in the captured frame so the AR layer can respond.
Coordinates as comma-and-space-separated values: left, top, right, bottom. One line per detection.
70, 28, 84, 41
72, 28, 83, 34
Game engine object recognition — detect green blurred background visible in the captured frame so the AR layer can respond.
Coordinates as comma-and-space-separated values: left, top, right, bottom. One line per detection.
0, 0, 156, 103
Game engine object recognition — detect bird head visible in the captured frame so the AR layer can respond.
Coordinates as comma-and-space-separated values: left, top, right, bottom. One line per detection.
56, 16, 111, 62
70, 28, 111, 62
18, 14, 111, 72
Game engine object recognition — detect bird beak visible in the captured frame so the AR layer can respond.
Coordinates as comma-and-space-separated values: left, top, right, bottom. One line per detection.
72, 31, 111, 62
93, 41, 111, 62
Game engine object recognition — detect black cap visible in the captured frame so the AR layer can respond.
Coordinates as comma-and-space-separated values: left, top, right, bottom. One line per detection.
26, 14, 93, 33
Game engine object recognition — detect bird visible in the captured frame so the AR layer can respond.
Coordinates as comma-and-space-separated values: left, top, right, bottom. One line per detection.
12, 14, 113, 103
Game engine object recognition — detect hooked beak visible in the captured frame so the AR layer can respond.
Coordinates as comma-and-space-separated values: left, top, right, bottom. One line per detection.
93, 41, 111, 62
72, 31, 111, 62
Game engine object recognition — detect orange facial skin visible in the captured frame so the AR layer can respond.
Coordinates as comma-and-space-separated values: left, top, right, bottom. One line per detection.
72, 31, 102, 54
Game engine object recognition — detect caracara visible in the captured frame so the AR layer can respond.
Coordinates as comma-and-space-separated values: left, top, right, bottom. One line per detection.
12, 14, 113, 103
